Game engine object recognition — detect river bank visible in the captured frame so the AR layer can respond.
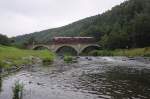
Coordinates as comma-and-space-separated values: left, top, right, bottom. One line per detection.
0, 56, 150, 99
89, 47, 150, 57
0, 45, 55, 76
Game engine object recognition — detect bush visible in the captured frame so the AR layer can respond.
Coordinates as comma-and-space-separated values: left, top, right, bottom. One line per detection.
64, 56, 74, 63
42, 57, 53, 65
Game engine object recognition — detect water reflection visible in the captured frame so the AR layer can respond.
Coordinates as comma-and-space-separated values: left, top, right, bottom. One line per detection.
78, 66, 150, 99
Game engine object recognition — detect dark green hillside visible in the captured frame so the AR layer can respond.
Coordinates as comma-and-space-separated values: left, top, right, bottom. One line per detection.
13, 0, 150, 49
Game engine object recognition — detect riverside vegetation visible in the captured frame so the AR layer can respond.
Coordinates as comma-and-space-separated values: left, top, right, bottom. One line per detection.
12, 81, 24, 99
0, 45, 55, 71
63, 55, 78, 63
89, 47, 150, 57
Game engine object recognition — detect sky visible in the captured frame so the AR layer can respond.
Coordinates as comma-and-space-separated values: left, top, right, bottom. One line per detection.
0, 0, 125, 37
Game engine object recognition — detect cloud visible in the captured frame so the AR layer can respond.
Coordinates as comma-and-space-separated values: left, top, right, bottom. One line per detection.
0, 0, 125, 37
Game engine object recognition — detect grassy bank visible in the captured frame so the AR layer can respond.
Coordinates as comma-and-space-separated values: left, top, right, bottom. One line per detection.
89, 47, 150, 57
0, 45, 55, 68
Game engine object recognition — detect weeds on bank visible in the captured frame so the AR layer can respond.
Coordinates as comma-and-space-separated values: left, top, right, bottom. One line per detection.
12, 81, 24, 99
63, 55, 78, 63
64, 55, 74, 63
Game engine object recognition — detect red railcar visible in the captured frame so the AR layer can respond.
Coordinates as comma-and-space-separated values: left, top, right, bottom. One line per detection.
52, 37, 95, 44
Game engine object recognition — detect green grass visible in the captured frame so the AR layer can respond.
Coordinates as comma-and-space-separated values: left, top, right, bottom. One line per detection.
0, 45, 55, 68
89, 47, 150, 57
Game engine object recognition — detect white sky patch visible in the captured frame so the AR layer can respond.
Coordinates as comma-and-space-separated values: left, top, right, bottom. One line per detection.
0, 0, 126, 37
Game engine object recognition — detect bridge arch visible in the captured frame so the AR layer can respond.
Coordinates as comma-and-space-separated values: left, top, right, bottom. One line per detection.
33, 45, 50, 50
80, 44, 101, 54
55, 45, 79, 56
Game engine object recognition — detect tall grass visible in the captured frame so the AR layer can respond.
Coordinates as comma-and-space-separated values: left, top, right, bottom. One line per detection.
12, 81, 24, 99
0, 45, 55, 68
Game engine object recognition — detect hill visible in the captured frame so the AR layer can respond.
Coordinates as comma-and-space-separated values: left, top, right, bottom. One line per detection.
13, 0, 150, 49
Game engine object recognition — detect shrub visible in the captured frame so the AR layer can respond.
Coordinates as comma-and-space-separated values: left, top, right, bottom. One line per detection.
64, 55, 73, 63
42, 57, 53, 65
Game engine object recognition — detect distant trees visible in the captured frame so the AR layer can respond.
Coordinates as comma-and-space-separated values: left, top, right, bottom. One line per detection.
21, 36, 37, 49
11, 36, 37, 49
0, 34, 10, 46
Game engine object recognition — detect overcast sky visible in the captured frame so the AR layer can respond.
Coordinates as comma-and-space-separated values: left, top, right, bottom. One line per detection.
0, 0, 125, 37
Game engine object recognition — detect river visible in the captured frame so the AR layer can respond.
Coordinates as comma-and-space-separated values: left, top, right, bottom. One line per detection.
0, 57, 150, 99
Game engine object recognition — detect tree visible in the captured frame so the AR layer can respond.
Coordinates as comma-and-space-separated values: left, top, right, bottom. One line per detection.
100, 32, 129, 49
99, 34, 109, 49
131, 13, 150, 47
0, 34, 10, 46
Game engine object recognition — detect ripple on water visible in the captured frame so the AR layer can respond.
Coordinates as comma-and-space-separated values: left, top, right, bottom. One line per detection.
76, 65, 150, 99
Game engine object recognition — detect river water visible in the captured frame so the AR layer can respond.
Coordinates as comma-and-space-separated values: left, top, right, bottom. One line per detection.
0, 57, 150, 99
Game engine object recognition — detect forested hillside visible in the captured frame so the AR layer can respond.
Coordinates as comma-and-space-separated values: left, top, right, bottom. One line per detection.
13, 0, 150, 49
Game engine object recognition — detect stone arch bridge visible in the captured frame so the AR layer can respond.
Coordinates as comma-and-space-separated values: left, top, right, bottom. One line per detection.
31, 37, 100, 55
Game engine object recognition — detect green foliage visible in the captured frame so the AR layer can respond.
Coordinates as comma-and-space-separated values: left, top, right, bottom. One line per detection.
0, 45, 55, 68
42, 57, 53, 65
64, 55, 74, 63
0, 60, 5, 68
100, 32, 129, 49
131, 13, 150, 47
89, 50, 114, 56
13, 0, 150, 49
89, 47, 150, 57
0, 34, 10, 46
143, 53, 150, 57
12, 81, 24, 99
